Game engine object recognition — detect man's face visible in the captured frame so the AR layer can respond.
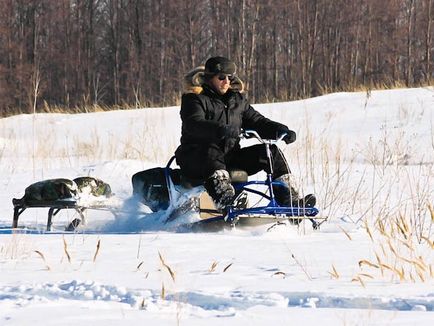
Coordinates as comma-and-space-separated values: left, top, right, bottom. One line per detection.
209, 74, 233, 95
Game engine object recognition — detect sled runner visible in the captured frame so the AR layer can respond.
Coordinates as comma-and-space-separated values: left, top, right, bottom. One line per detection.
12, 177, 113, 231
134, 130, 324, 230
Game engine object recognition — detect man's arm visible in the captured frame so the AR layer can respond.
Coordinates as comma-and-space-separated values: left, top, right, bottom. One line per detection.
242, 103, 294, 142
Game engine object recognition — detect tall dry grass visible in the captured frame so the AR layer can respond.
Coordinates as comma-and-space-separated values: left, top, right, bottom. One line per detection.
2, 88, 433, 282
286, 96, 433, 283
1, 115, 178, 175
0, 102, 164, 119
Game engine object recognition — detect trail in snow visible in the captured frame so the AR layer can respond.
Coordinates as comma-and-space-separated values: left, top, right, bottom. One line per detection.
1, 281, 432, 312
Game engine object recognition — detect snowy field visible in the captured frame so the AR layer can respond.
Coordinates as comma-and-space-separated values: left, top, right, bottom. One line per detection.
0, 88, 433, 325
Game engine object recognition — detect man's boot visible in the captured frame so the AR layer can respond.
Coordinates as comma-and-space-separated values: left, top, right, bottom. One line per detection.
204, 170, 236, 211
273, 174, 316, 208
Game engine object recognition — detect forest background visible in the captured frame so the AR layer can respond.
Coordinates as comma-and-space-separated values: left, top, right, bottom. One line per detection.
0, 0, 432, 117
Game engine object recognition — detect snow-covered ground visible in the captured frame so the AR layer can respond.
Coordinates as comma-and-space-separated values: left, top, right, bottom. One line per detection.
0, 88, 433, 325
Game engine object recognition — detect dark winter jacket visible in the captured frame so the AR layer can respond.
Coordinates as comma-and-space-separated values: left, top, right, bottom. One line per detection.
177, 84, 287, 155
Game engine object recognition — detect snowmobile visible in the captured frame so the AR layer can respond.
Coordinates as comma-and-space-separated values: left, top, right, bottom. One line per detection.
12, 131, 324, 232
133, 130, 324, 230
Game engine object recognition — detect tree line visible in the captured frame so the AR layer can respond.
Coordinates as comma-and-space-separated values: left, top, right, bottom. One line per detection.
0, 0, 432, 116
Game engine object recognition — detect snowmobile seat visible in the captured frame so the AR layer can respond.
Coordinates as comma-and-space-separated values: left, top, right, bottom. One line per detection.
180, 169, 248, 189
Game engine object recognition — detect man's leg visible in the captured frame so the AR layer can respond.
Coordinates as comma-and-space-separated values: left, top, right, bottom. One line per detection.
226, 144, 315, 208
175, 144, 235, 210
226, 144, 290, 178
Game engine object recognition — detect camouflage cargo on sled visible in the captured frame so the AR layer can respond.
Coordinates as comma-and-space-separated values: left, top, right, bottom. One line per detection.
73, 177, 112, 197
22, 178, 78, 203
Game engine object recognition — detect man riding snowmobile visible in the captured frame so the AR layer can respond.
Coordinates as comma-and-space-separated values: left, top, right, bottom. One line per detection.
175, 56, 316, 212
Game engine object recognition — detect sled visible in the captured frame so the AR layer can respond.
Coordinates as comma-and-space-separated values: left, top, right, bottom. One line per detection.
12, 177, 113, 231
135, 130, 324, 230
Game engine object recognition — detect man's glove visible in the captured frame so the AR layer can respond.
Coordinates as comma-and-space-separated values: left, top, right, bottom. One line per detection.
277, 127, 296, 144
219, 125, 240, 139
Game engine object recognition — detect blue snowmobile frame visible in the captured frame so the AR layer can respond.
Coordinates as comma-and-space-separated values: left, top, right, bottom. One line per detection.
165, 130, 321, 229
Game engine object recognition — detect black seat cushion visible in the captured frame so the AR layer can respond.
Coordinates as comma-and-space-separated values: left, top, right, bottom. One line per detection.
180, 169, 248, 189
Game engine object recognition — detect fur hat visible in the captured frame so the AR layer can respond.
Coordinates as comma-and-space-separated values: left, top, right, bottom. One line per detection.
204, 56, 237, 75
184, 65, 244, 94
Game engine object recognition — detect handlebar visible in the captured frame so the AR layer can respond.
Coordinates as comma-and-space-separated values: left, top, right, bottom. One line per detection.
240, 129, 287, 144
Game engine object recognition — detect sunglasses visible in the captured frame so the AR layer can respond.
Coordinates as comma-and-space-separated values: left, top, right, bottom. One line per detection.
217, 74, 235, 81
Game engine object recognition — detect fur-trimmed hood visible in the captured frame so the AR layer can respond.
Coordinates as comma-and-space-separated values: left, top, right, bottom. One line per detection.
183, 65, 244, 94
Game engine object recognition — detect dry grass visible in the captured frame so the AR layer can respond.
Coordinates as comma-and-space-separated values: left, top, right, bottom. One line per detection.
161, 282, 166, 300
34, 250, 51, 271
93, 239, 101, 262
1, 84, 432, 292
286, 97, 433, 285
158, 251, 176, 282
4, 82, 430, 119
0, 102, 158, 119
316, 79, 427, 97
223, 262, 233, 273
355, 215, 433, 284
0, 110, 172, 174
291, 253, 312, 281
136, 261, 144, 271
272, 271, 287, 278
351, 275, 366, 288
63, 236, 72, 263
1, 234, 31, 260
208, 261, 219, 273
289, 96, 433, 238
338, 226, 352, 240
328, 264, 340, 279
